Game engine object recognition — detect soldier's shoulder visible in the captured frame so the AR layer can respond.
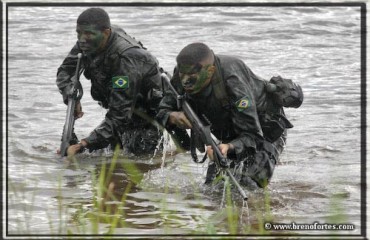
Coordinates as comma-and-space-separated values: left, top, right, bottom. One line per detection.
217, 54, 244, 65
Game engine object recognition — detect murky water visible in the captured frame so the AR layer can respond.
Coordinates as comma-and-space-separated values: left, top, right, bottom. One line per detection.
5, 4, 364, 237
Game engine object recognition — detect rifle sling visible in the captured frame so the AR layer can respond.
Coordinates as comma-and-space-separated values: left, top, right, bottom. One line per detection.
190, 129, 207, 163
212, 55, 230, 109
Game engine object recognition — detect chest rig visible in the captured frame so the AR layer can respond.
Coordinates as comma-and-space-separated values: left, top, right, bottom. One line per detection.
210, 56, 294, 143
83, 27, 144, 108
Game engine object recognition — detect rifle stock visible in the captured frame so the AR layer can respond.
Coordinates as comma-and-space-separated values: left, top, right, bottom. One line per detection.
161, 73, 248, 200
60, 53, 84, 157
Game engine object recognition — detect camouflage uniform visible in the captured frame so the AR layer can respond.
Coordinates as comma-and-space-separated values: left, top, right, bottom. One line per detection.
156, 54, 303, 187
57, 26, 163, 156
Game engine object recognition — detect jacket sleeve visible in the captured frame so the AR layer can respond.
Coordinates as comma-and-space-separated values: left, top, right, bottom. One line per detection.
83, 49, 160, 150
155, 70, 181, 129
56, 43, 81, 104
155, 90, 178, 129
225, 65, 265, 158
155, 74, 191, 150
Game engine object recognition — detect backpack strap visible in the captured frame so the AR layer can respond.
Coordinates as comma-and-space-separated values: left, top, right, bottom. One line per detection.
212, 55, 231, 109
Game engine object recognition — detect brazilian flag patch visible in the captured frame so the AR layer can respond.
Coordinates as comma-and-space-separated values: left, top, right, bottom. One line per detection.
112, 76, 129, 89
235, 96, 251, 112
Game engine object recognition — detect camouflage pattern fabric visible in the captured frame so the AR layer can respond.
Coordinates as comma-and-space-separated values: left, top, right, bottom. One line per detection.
57, 26, 163, 154
158, 54, 302, 188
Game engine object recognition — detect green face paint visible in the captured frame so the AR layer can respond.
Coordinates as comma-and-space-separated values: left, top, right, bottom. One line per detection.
191, 66, 211, 93
179, 64, 213, 94
76, 24, 106, 55
179, 63, 203, 75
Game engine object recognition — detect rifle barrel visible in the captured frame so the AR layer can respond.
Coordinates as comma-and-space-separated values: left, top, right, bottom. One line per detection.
60, 53, 83, 157
60, 98, 76, 156
226, 169, 248, 200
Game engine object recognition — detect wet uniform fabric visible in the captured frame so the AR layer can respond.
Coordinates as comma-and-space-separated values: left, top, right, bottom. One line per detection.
156, 54, 303, 187
57, 26, 163, 156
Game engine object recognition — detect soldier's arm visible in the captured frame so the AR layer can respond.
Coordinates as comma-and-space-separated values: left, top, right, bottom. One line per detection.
155, 71, 191, 150
83, 49, 157, 150
56, 43, 82, 104
155, 70, 182, 129
224, 74, 263, 159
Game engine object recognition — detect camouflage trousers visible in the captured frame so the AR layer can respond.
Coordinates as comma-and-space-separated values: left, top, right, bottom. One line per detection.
239, 133, 286, 188
205, 131, 287, 188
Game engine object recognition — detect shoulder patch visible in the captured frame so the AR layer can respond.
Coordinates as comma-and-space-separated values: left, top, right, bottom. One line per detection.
112, 76, 129, 89
235, 96, 251, 112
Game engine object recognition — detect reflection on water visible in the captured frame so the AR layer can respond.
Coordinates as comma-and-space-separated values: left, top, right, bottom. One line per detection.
6, 4, 363, 237
61, 154, 275, 234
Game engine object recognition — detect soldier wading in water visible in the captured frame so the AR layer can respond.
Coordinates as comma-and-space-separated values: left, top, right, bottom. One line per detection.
156, 42, 303, 188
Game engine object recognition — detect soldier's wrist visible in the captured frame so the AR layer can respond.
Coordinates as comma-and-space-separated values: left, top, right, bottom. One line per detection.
227, 143, 235, 154
77, 140, 88, 153
168, 112, 178, 125
80, 139, 88, 147
75, 143, 84, 153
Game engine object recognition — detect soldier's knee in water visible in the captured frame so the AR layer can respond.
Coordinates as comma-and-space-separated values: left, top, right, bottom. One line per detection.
246, 151, 276, 188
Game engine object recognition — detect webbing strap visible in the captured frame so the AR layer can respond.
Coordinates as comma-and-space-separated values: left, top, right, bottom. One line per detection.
212, 55, 230, 109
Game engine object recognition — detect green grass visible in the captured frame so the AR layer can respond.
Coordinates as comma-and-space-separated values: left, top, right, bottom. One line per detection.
10, 146, 354, 237
7, 158, 272, 236
66, 148, 264, 235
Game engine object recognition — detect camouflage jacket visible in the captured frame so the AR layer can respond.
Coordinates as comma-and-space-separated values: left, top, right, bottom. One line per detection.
156, 54, 298, 158
56, 26, 163, 150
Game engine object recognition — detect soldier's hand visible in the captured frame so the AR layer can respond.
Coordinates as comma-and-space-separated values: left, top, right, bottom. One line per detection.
67, 141, 86, 157
206, 143, 233, 161
168, 111, 192, 129
74, 101, 84, 119
62, 83, 74, 104
67, 144, 81, 157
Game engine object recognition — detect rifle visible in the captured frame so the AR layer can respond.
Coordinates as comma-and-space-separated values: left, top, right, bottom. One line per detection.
161, 73, 248, 200
60, 53, 84, 156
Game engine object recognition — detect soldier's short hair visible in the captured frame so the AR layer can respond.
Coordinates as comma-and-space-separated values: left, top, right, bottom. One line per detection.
77, 8, 111, 30
176, 42, 213, 65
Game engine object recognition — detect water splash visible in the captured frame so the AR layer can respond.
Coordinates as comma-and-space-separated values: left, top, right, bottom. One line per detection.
151, 134, 163, 162
220, 176, 227, 209
157, 131, 172, 186
161, 131, 172, 169
240, 199, 251, 227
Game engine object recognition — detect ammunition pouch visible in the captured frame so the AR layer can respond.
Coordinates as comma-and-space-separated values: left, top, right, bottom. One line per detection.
260, 112, 293, 143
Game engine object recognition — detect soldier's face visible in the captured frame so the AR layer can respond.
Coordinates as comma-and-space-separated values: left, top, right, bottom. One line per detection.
179, 63, 215, 94
76, 24, 108, 54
